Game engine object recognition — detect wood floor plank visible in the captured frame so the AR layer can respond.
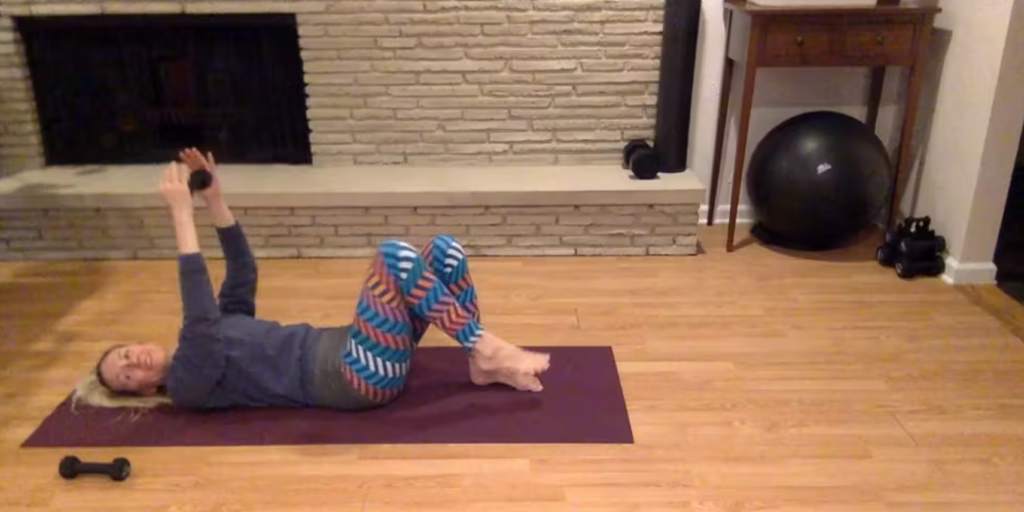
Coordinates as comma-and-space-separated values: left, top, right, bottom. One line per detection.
958, 284, 1024, 341
2, 225, 1024, 511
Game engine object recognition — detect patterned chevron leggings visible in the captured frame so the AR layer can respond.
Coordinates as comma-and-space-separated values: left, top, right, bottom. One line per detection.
340, 235, 483, 404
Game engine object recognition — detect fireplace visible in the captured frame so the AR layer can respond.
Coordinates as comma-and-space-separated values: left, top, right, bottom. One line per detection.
0, 1, 704, 172
16, 14, 311, 166
0, 2, 711, 262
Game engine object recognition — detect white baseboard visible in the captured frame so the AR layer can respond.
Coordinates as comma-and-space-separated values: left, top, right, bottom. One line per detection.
698, 208, 998, 286
941, 255, 998, 285
699, 204, 754, 225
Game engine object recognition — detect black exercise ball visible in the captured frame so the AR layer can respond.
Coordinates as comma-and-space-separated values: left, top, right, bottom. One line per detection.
746, 111, 893, 250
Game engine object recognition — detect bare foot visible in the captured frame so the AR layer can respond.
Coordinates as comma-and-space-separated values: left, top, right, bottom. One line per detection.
469, 360, 544, 392
472, 331, 550, 374
469, 331, 550, 392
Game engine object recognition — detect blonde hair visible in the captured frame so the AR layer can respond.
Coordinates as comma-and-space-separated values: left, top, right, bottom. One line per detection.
72, 369, 172, 411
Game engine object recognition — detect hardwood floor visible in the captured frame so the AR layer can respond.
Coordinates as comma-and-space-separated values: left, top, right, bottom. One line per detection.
2, 225, 1023, 512
959, 283, 1024, 341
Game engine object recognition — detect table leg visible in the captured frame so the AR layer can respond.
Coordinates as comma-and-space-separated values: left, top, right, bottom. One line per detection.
888, 19, 933, 230
708, 67, 735, 227
726, 21, 764, 252
866, 66, 886, 132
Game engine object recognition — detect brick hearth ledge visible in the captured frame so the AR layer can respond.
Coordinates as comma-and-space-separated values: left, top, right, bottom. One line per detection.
0, 164, 705, 260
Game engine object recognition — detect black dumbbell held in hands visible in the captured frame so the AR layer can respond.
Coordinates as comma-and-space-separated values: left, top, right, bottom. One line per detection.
59, 455, 131, 482
622, 139, 660, 180
188, 168, 213, 194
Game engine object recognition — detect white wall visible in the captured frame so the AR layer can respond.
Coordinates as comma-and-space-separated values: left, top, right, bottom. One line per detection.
688, 0, 727, 222
907, 0, 1023, 282
951, 0, 1024, 265
690, 0, 1024, 283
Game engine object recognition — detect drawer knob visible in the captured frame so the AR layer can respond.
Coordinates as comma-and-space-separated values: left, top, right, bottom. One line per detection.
877, 34, 887, 45
795, 36, 805, 47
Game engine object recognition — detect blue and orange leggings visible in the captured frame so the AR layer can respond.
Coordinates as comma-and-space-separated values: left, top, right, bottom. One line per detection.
341, 235, 482, 404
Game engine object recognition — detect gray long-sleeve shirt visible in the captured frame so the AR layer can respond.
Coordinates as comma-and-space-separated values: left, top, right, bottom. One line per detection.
164, 223, 325, 409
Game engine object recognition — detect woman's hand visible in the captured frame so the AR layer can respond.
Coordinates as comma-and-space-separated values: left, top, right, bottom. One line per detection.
179, 147, 235, 228
160, 162, 201, 254
160, 162, 194, 214
179, 147, 222, 206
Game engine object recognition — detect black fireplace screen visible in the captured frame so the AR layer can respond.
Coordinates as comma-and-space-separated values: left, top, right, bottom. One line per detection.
17, 14, 311, 165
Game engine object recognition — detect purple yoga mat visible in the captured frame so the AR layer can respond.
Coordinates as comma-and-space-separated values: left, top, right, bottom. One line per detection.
22, 346, 632, 447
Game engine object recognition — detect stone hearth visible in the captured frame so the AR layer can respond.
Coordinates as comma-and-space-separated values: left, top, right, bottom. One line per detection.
0, 164, 704, 259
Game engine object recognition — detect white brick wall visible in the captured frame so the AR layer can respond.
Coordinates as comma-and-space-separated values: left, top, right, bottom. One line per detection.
0, 203, 699, 260
0, 0, 664, 172
0, 15, 44, 175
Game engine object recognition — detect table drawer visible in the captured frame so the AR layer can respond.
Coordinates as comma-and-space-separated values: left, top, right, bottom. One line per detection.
843, 23, 916, 63
763, 23, 832, 65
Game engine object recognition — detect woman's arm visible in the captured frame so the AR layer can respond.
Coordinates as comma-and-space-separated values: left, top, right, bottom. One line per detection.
165, 319, 226, 409
208, 198, 236, 228
161, 162, 226, 408
162, 162, 220, 322
173, 207, 201, 254
179, 148, 258, 317
168, 242, 227, 409
211, 199, 258, 317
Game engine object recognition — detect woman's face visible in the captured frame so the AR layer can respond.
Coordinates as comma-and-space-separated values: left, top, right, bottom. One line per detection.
97, 344, 170, 395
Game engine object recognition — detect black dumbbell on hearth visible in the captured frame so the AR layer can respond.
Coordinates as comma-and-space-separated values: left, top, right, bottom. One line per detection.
59, 455, 131, 482
622, 139, 660, 180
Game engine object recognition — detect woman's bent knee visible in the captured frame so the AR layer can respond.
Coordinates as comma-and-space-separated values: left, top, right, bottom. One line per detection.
377, 239, 417, 256
430, 235, 466, 256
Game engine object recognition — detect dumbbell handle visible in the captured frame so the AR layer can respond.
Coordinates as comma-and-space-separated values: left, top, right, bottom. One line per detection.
188, 168, 213, 193
76, 462, 118, 474
899, 236, 946, 258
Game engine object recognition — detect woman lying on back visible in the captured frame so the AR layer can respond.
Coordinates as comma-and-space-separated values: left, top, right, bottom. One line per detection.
75, 149, 550, 411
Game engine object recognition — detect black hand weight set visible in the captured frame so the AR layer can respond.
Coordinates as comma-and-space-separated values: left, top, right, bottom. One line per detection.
877, 216, 946, 279
188, 168, 212, 194
59, 455, 131, 482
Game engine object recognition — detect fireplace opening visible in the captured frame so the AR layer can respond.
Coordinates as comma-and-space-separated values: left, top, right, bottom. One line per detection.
17, 14, 311, 166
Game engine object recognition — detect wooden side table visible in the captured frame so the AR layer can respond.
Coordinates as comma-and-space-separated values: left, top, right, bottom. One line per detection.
707, 0, 941, 251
